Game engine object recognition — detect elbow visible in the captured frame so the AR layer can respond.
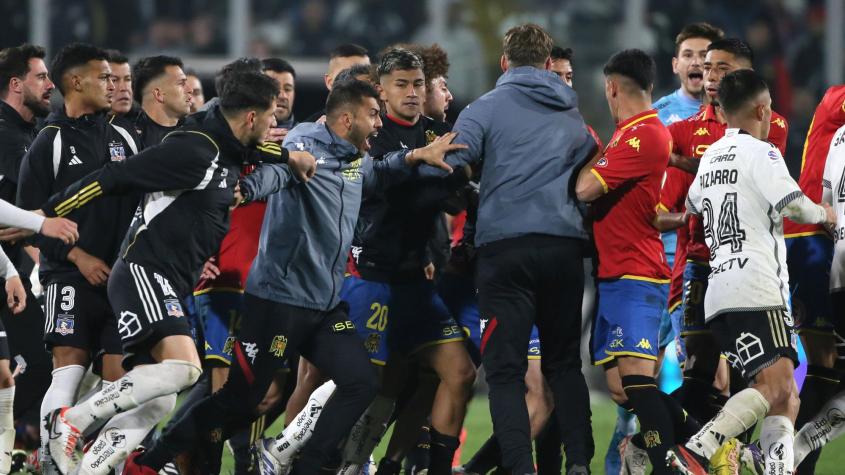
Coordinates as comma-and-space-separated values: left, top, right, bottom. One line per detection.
575, 182, 598, 203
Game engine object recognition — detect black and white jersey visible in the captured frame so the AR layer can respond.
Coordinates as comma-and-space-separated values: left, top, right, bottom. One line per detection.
686, 128, 802, 320
17, 109, 140, 284
823, 124, 845, 292
40, 106, 254, 298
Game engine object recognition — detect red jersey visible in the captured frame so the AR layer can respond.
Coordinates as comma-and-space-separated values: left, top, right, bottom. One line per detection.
784, 85, 845, 237
657, 166, 694, 310
194, 163, 267, 293
669, 104, 789, 262
591, 109, 671, 281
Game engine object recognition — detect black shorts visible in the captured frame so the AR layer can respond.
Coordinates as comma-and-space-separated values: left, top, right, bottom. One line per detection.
107, 258, 192, 369
0, 319, 8, 360
708, 309, 798, 381
43, 280, 121, 356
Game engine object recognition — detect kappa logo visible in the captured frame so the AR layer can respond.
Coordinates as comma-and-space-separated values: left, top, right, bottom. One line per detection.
635, 338, 652, 350
694, 127, 709, 136
626, 137, 641, 152
117, 311, 142, 339
772, 117, 786, 129
154, 273, 177, 298
243, 342, 259, 363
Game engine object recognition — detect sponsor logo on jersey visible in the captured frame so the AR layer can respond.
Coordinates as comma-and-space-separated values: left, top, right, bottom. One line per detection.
626, 137, 641, 152
56, 314, 74, 335
109, 141, 126, 161
694, 127, 709, 136
269, 335, 288, 357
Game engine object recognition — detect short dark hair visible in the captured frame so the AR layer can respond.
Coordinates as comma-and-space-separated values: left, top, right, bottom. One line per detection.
132, 55, 183, 99
330, 43, 369, 59
551, 46, 573, 62
334, 64, 374, 84
326, 79, 379, 117
219, 71, 279, 117
707, 38, 754, 65
718, 69, 768, 116
406, 43, 449, 85
502, 24, 553, 68
262, 57, 296, 79
184, 68, 200, 78
674, 22, 724, 55
603, 49, 656, 91
377, 48, 423, 78
50, 43, 109, 95
215, 57, 262, 94
105, 49, 129, 65
0, 43, 46, 96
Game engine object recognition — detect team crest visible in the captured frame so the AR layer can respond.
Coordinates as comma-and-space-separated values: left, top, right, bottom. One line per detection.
270, 335, 288, 357
341, 157, 363, 182
108, 141, 126, 161
768, 150, 779, 161
364, 333, 381, 354
643, 430, 662, 448
596, 157, 608, 167
223, 337, 235, 355
56, 314, 75, 336
164, 300, 184, 318
425, 129, 438, 145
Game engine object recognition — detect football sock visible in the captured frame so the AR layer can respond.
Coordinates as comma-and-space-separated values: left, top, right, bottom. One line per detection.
685, 387, 769, 459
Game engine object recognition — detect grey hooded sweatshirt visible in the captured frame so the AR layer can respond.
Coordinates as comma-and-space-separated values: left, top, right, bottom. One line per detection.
420, 66, 598, 246
240, 122, 411, 310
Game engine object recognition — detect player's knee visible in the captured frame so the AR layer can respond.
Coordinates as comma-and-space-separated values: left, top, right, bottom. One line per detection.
0, 375, 13, 389
161, 359, 203, 390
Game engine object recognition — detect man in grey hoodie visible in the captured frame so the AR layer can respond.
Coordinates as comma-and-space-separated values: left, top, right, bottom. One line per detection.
419, 24, 598, 474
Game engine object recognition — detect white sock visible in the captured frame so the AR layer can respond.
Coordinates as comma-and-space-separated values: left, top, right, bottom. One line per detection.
337, 394, 396, 475
793, 389, 845, 467
685, 387, 770, 458
65, 360, 200, 432
271, 380, 336, 462
40, 365, 85, 464
74, 367, 101, 402
0, 387, 15, 475
761, 415, 794, 475
77, 394, 177, 475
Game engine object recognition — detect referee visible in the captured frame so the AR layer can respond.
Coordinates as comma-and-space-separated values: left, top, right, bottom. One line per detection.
418, 23, 598, 474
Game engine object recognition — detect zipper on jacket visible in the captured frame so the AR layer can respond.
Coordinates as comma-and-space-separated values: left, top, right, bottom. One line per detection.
328, 163, 346, 304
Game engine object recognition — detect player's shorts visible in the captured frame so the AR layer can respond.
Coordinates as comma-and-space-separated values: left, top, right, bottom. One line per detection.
388, 279, 465, 355
708, 308, 798, 381
786, 234, 834, 334
340, 275, 390, 365
0, 319, 8, 360
107, 258, 193, 369
680, 261, 710, 336
191, 289, 243, 367
591, 278, 667, 365
658, 231, 677, 350
438, 272, 541, 366
43, 280, 121, 356
668, 303, 686, 363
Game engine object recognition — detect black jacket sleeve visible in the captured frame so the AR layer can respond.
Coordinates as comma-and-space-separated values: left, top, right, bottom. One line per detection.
16, 127, 73, 261
42, 131, 221, 217
251, 141, 289, 164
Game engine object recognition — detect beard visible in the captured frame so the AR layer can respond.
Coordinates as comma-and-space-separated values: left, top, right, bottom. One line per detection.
23, 90, 50, 118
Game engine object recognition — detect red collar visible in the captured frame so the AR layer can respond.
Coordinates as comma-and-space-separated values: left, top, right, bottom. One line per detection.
386, 113, 418, 127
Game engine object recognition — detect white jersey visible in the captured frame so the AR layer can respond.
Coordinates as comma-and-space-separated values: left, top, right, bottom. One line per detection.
686, 129, 803, 321
823, 124, 845, 292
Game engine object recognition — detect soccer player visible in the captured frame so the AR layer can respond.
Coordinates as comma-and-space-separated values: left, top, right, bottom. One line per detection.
576, 49, 690, 474
550, 46, 573, 86
791, 118, 845, 470
419, 24, 596, 474
124, 79, 461, 475
15, 43, 142, 474
666, 69, 834, 475
185, 69, 204, 113
35, 71, 282, 475
106, 50, 133, 117
301, 44, 370, 124
410, 43, 453, 122
261, 58, 296, 147
654, 38, 789, 433
783, 84, 845, 473
130, 56, 193, 148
